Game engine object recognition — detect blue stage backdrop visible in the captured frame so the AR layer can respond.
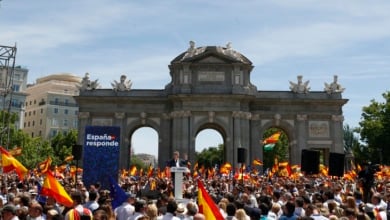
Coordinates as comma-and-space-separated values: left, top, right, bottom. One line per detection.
82, 126, 120, 190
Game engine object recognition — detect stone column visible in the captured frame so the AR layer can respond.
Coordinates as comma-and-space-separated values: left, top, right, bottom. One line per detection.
181, 111, 192, 161
331, 115, 344, 153
115, 112, 128, 169
295, 114, 307, 165
171, 111, 191, 159
250, 114, 261, 163
77, 112, 90, 145
232, 111, 241, 167
160, 113, 172, 168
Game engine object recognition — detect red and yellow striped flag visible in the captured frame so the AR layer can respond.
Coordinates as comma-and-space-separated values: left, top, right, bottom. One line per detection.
64, 155, 74, 162
129, 165, 137, 176
9, 146, 22, 156
0, 146, 28, 179
263, 132, 281, 144
41, 170, 73, 207
197, 180, 224, 220
38, 157, 52, 174
253, 158, 263, 166
147, 164, 154, 178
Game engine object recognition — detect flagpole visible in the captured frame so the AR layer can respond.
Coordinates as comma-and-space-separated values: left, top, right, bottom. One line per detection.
75, 158, 78, 187
241, 162, 244, 185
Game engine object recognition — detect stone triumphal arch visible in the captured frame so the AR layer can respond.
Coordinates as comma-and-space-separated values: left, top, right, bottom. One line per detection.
75, 42, 348, 169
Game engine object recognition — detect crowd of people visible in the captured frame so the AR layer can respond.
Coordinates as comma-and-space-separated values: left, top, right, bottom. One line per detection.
0, 153, 389, 220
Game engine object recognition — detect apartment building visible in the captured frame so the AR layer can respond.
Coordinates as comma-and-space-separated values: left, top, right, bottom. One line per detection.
0, 66, 28, 129
23, 73, 81, 139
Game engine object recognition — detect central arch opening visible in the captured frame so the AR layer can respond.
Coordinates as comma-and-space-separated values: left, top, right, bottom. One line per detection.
130, 127, 158, 169
195, 128, 224, 168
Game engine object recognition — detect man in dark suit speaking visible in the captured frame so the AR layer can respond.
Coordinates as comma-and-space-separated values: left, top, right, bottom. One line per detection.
167, 151, 186, 168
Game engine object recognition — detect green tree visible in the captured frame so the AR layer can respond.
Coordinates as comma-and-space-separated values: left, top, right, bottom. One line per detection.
50, 130, 77, 165
195, 144, 224, 168
343, 124, 368, 165
18, 136, 53, 169
358, 91, 390, 164
130, 155, 148, 170
262, 128, 288, 170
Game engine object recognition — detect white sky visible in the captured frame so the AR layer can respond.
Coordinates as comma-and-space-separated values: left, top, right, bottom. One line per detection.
1, 1, 389, 158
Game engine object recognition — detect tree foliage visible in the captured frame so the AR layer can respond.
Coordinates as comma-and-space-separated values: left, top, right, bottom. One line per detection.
343, 124, 368, 165
195, 144, 224, 168
50, 130, 76, 165
358, 91, 390, 164
262, 128, 288, 170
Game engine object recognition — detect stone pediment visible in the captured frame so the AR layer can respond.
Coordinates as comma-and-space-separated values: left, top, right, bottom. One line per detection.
171, 44, 252, 65
197, 55, 227, 63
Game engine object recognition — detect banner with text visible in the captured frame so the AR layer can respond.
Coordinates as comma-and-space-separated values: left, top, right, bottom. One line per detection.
82, 126, 120, 190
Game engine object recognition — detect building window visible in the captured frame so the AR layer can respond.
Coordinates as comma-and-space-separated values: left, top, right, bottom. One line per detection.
65, 99, 69, 105
12, 84, 20, 92
40, 119, 42, 125
55, 98, 59, 104
33, 110, 36, 115
32, 121, 35, 126
29, 111, 31, 116
52, 118, 58, 126
73, 119, 78, 128
54, 108, 58, 114
41, 109, 43, 114
51, 130, 57, 137
24, 112, 27, 117
28, 121, 30, 127
63, 119, 68, 126
24, 122, 26, 128
34, 100, 36, 104
39, 130, 42, 136
31, 132, 34, 137
64, 109, 68, 114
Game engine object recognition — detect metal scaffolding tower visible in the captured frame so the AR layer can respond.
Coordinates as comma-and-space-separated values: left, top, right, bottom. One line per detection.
0, 44, 17, 146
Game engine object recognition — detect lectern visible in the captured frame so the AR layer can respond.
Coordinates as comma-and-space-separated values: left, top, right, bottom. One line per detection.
170, 167, 189, 200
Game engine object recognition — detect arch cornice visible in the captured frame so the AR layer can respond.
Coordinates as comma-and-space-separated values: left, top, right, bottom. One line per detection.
192, 115, 230, 141
125, 117, 161, 139
257, 118, 296, 143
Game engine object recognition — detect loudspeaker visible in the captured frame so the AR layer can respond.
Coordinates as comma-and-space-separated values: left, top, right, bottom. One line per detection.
301, 149, 320, 174
237, 148, 246, 163
328, 152, 345, 177
72, 144, 83, 160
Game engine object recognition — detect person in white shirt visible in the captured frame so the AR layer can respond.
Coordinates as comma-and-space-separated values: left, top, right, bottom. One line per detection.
115, 193, 135, 220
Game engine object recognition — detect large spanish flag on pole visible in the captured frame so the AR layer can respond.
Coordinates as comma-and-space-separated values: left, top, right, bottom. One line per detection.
0, 146, 28, 179
197, 180, 224, 220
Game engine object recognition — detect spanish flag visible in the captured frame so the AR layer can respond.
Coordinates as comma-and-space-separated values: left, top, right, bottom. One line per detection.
38, 157, 52, 174
129, 165, 137, 176
64, 155, 74, 162
147, 164, 154, 178
0, 146, 28, 179
197, 180, 224, 220
9, 146, 22, 156
262, 132, 281, 144
40, 170, 73, 207
252, 158, 263, 166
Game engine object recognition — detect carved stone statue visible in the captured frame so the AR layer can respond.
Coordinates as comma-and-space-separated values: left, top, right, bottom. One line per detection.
111, 74, 132, 91
78, 72, 99, 91
324, 75, 345, 94
289, 75, 310, 93
181, 41, 205, 60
